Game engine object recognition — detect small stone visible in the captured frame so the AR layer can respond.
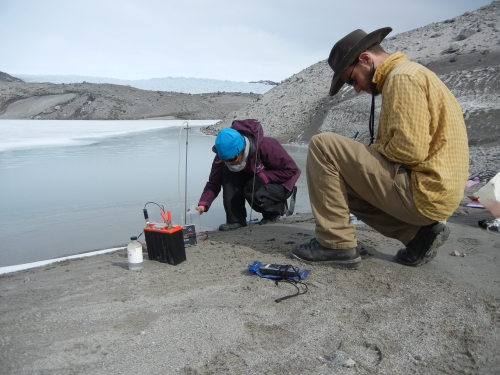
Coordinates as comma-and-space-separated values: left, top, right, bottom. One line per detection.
457, 29, 477, 41
418, 57, 435, 66
448, 42, 461, 52
329, 350, 356, 368
343, 358, 356, 368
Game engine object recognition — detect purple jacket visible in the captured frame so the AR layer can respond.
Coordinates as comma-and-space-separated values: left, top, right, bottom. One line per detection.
198, 119, 301, 211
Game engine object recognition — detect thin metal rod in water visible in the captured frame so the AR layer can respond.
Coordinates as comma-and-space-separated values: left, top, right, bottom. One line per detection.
184, 122, 189, 225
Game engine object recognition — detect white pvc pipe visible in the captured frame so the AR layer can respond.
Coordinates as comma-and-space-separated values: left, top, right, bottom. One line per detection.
0, 246, 125, 275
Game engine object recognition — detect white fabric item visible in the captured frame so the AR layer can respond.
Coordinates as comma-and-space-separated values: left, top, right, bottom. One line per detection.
474, 172, 500, 218
226, 136, 250, 172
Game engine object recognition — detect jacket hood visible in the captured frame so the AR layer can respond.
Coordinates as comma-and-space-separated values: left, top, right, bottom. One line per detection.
230, 119, 264, 148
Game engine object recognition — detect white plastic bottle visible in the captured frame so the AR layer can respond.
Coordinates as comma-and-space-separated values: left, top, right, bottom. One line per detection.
127, 236, 143, 271
186, 205, 202, 232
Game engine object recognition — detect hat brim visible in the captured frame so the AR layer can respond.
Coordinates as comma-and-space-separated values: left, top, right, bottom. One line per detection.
329, 27, 392, 96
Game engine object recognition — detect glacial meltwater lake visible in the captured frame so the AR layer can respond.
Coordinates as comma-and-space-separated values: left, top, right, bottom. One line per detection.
0, 120, 310, 267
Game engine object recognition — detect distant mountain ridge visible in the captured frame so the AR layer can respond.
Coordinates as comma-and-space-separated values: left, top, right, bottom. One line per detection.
13, 74, 274, 94
249, 80, 279, 86
0, 72, 23, 83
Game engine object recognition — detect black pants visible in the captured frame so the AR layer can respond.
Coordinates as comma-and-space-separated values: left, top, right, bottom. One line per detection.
222, 167, 291, 224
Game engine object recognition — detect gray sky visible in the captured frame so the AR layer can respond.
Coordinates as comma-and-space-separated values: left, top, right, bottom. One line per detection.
0, 0, 492, 82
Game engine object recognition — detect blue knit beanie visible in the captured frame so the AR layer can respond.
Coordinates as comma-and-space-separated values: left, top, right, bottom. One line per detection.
215, 128, 245, 159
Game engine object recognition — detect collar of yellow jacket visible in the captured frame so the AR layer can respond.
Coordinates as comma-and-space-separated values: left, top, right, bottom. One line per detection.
373, 52, 408, 93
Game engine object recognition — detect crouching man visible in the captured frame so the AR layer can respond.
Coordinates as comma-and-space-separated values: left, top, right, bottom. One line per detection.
292, 27, 469, 269
196, 119, 300, 231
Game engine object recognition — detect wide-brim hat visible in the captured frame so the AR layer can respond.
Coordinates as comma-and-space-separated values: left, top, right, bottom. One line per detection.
328, 27, 392, 96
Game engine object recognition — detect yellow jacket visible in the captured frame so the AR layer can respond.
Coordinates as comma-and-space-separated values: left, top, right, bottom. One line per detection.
372, 53, 469, 221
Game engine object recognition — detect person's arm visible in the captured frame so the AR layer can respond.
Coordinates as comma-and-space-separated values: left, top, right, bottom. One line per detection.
197, 156, 223, 212
371, 74, 431, 166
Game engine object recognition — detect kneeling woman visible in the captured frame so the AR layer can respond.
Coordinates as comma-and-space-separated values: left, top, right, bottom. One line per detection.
195, 119, 301, 231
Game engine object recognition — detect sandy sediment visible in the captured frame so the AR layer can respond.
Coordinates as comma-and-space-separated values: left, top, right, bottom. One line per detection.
0, 204, 499, 374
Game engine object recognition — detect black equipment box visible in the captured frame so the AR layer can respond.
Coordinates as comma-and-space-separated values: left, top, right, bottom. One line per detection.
182, 224, 197, 246
144, 223, 186, 265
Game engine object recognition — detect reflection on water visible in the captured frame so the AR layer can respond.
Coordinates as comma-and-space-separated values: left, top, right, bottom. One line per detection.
0, 120, 310, 267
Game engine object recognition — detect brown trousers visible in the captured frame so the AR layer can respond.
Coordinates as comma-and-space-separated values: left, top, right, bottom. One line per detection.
307, 133, 435, 250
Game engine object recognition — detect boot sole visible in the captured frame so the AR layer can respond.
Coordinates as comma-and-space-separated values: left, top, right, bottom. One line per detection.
395, 225, 450, 267
291, 252, 362, 270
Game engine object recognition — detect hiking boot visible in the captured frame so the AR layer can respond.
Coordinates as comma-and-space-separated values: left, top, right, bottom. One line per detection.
395, 222, 450, 266
259, 214, 280, 225
219, 221, 247, 231
291, 238, 361, 269
284, 186, 298, 216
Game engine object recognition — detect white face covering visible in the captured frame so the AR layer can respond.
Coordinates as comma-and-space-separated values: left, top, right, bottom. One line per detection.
225, 136, 250, 172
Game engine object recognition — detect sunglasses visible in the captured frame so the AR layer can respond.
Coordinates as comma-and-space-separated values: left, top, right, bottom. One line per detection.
345, 61, 358, 87
224, 154, 240, 163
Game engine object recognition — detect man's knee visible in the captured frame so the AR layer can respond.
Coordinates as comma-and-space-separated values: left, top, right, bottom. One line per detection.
310, 133, 330, 146
309, 133, 348, 165
310, 132, 345, 151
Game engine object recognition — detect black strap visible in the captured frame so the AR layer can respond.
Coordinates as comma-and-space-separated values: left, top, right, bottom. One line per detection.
368, 93, 375, 146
